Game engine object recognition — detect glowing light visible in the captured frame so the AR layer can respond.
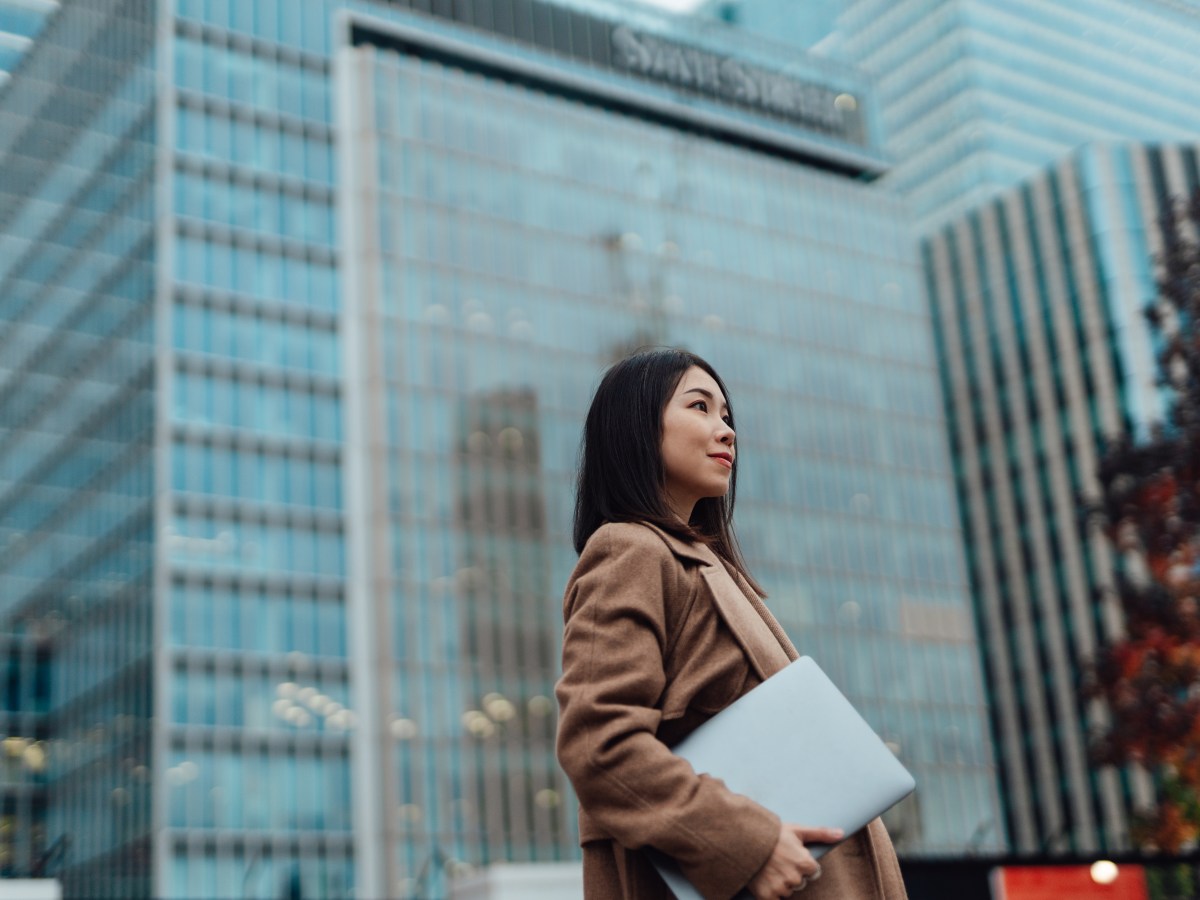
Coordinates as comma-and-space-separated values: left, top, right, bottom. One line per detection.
527, 696, 554, 717
3, 737, 27, 758
23, 743, 46, 772
498, 427, 524, 452
1090, 861, 1118, 885
462, 710, 496, 737
483, 693, 516, 722
391, 717, 418, 740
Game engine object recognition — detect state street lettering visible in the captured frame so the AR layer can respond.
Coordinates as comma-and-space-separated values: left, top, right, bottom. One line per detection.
610, 25, 851, 138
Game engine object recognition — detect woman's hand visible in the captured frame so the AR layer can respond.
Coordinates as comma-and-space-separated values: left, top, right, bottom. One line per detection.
746, 824, 843, 899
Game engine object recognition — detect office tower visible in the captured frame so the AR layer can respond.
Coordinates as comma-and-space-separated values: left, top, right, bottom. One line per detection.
0, 633, 49, 877
819, 0, 1200, 857
1, 0, 1002, 895
0, 0, 157, 893
699, 0, 849, 50
0, 0, 57, 86
924, 142, 1200, 854
705, 0, 1200, 858
824, 0, 1200, 230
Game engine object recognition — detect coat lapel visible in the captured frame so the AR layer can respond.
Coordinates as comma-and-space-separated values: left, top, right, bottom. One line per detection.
642, 524, 794, 681
699, 565, 792, 681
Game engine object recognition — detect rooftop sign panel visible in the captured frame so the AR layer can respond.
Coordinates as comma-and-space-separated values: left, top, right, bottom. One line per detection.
609, 25, 862, 145
359, 0, 882, 177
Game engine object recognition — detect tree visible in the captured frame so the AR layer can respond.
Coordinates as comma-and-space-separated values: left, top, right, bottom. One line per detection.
1086, 187, 1200, 853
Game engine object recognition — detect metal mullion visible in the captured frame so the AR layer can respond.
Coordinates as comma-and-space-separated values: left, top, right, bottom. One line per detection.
172, 493, 342, 534
174, 15, 328, 74
173, 348, 340, 396
170, 569, 342, 603
174, 152, 335, 205
172, 87, 331, 142
172, 288, 337, 353
174, 214, 336, 267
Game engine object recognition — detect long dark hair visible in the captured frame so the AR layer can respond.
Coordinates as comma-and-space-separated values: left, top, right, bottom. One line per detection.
573, 347, 763, 594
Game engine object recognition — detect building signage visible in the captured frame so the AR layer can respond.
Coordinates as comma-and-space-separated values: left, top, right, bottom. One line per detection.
368, 0, 873, 159
610, 25, 857, 141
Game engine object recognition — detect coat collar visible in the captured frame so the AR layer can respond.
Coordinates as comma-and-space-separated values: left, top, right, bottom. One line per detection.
636, 520, 716, 566
637, 522, 793, 680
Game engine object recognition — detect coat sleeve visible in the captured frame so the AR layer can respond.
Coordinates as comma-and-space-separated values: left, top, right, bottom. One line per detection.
554, 525, 781, 900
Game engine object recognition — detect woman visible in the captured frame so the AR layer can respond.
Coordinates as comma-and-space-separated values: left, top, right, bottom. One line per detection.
555, 348, 907, 900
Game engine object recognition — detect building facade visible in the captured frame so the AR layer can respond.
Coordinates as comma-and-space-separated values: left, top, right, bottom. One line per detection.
1, 0, 1001, 896
707, 0, 1200, 858
924, 141, 1200, 854
821, 0, 1200, 857
0, 0, 58, 86
824, 0, 1200, 230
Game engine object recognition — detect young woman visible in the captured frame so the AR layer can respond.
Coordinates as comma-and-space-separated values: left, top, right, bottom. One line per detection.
555, 348, 907, 900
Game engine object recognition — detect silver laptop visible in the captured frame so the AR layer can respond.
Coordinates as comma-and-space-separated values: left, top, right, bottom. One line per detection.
648, 656, 915, 900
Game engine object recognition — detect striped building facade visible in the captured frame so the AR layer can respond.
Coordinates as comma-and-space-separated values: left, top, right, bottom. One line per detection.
924, 142, 1200, 854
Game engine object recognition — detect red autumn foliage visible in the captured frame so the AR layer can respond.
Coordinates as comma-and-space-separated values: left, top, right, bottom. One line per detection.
1086, 188, 1200, 853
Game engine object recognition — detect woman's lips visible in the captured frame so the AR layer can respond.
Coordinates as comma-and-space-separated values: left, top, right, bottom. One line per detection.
709, 454, 733, 469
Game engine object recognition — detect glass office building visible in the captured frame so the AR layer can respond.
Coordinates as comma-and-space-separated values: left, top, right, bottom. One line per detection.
822, 0, 1200, 230
924, 141, 1200, 854
0, 0, 57, 86
1, 0, 1001, 895
698, 0, 849, 51
0, 0, 158, 893
703, 0, 1200, 858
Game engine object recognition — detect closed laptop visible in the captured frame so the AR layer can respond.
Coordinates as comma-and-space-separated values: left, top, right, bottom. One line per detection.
648, 656, 916, 900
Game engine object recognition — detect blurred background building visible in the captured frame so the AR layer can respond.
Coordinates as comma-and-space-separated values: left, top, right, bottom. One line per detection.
0, 0, 57, 88
925, 141, 1200, 857
0, 0, 1008, 897
704, 0, 1200, 231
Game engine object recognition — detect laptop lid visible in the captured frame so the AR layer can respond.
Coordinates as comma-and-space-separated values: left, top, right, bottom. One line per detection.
649, 656, 915, 900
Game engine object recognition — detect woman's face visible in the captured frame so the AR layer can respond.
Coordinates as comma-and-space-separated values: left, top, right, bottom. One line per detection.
660, 365, 736, 522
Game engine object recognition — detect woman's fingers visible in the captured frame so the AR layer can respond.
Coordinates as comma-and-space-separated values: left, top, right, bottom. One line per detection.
789, 825, 844, 846
749, 824, 841, 897
747, 824, 828, 900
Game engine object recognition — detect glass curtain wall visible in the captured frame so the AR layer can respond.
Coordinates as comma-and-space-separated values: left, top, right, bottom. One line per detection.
0, 0, 158, 895
342, 32, 1003, 896
828, 0, 1200, 230
167, 0, 351, 896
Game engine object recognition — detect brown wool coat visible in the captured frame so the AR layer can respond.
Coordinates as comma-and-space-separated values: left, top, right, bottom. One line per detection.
555, 521, 908, 900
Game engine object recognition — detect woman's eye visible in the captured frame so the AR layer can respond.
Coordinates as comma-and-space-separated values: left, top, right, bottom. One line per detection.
691, 400, 708, 412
